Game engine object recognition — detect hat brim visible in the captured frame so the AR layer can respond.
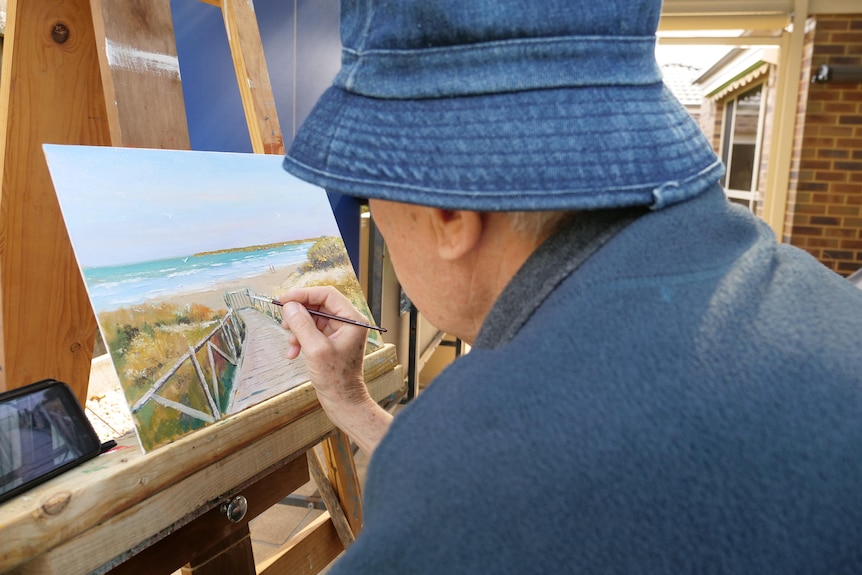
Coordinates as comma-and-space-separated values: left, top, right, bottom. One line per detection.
283, 83, 723, 211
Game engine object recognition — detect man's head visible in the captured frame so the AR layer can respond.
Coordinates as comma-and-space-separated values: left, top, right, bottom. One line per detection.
366, 198, 560, 342
283, 0, 722, 213
282, 0, 724, 340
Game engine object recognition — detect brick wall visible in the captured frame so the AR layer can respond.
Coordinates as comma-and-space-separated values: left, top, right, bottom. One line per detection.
698, 98, 722, 155
786, 14, 862, 277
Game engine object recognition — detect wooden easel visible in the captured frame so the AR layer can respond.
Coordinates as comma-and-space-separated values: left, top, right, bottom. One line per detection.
0, 347, 402, 574
0, 0, 398, 572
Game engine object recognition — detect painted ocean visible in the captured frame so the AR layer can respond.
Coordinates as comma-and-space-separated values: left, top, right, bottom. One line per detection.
83, 241, 314, 312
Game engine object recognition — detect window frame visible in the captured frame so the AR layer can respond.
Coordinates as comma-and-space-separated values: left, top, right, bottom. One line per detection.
719, 82, 768, 212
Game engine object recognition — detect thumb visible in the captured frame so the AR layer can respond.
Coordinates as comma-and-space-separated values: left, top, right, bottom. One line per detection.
282, 302, 321, 344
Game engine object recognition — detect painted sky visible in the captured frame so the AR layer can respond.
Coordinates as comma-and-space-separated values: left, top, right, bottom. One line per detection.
43, 145, 339, 267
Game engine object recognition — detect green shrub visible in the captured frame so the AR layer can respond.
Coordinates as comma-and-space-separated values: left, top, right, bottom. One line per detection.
300, 236, 349, 272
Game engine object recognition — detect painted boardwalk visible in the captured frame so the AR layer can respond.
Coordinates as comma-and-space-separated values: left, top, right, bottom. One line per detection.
228, 307, 309, 414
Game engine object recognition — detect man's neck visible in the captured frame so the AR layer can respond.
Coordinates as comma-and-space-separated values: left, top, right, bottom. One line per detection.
456, 213, 555, 344
474, 208, 645, 349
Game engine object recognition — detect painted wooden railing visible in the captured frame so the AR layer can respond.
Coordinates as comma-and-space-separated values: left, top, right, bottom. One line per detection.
130, 305, 245, 422
225, 288, 282, 322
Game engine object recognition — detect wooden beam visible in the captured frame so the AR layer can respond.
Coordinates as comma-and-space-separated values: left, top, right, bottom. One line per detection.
0, 0, 111, 402
9, 409, 324, 573
220, 0, 284, 155
90, 0, 191, 149
321, 430, 364, 536
106, 455, 310, 575
257, 512, 343, 575
307, 447, 356, 549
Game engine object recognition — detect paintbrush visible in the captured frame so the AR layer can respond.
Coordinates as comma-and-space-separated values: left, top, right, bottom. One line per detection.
270, 299, 387, 332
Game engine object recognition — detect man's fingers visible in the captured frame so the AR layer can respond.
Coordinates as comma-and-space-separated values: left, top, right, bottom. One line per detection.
279, 286, 361, 322
285, 332, 302, 360
282, 302, 336, 361
281, 301, 323, 344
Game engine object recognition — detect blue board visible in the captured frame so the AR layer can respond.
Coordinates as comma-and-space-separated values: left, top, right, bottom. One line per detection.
168, 0, 360, 271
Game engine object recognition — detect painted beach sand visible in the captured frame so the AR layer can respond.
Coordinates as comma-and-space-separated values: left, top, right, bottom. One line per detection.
44, 145, 380, 451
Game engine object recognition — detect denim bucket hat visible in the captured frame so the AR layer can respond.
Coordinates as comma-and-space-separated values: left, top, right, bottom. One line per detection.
283, 0, 724, 211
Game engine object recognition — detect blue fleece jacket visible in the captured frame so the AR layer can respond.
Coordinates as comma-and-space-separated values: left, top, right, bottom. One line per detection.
332, 185, 862, 574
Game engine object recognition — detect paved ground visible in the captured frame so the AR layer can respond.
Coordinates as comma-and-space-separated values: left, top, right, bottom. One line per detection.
249, 446, 371, 570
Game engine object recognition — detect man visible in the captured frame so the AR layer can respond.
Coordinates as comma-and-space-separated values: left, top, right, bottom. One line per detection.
278, 0, 862, 572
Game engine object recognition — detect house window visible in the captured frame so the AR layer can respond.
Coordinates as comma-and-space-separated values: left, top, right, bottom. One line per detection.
720, 84, 766, 212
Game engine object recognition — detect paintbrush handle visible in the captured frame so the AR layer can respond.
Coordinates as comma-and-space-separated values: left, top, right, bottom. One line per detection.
270, 299, 387, 332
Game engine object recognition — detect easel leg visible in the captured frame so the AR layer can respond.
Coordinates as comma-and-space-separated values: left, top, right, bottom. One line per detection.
321, 431, 364, 535
308, 447, 356, 549
0, 0, 109, 401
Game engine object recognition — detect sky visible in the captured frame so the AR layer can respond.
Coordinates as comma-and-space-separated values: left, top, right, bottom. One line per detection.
43, 145, 340, 267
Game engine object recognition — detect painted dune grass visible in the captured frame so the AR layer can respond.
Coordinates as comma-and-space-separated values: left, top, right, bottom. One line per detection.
99, 300, 232, 450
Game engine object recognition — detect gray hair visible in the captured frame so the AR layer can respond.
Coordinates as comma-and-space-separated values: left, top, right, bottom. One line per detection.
506, 211, 577, 243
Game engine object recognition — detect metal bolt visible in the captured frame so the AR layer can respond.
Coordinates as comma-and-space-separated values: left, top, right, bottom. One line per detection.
220, 495, 248, 523
51, 23, 70, 44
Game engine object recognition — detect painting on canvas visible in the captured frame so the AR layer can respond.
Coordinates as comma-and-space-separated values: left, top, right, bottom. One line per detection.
44, 145, 380, 451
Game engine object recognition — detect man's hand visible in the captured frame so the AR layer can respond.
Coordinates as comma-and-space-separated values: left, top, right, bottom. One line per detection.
277, 286, 392, 455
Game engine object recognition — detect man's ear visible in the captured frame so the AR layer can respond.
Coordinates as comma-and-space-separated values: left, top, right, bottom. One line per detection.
429, 209, 484, 261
